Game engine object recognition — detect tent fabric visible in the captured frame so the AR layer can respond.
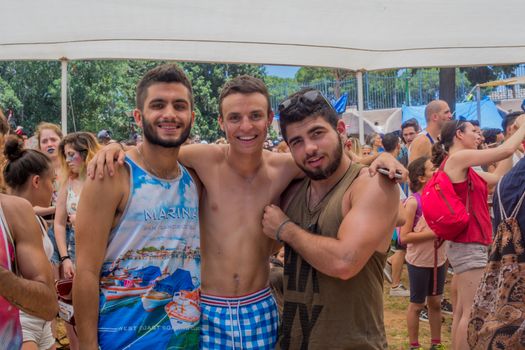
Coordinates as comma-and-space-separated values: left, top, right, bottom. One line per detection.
1, 0, 525, 71
478, 76, 525, 88
402, 100, 502, 130
332, 93, 349, 115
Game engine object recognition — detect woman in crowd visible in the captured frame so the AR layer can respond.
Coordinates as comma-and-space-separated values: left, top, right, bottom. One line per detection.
400, 156, 446, 350
366, 132, 384, 155
3, 135, 56, 350
34, 123, 64, 266
54, 132, 100, 350
431, 116, 525, 349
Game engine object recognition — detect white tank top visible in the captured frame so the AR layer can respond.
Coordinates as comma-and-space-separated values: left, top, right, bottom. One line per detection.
36, 216, 54, 260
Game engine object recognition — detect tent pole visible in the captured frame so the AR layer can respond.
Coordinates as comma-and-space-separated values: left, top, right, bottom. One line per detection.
61, 58, 68, 135
357, 71, 365, 145
476, 85, 481, 123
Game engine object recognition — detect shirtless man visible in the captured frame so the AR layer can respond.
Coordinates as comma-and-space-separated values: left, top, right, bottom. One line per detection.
90, 75, 406, 349
409, 100, 452, 163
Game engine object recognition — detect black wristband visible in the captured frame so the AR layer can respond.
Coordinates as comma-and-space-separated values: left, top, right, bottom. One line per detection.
59, 255, 71, 263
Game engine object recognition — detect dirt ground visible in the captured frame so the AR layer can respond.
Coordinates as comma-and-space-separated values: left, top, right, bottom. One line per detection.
383, 267, 453, 349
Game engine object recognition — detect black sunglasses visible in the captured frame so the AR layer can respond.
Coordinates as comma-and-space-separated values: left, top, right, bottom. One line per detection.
278, 90, 334, 114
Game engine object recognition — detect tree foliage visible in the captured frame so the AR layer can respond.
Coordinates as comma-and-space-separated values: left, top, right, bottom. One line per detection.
0, 60, 264, 141
181, 63, 264, 141
0, 61, 521, 141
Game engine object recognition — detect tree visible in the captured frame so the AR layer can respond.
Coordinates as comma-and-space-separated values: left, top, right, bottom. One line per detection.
263, 76, 299, 113
0, 77, 23, 112
0, 61, 61, 132
295, 67, 353, 98
181, 63, 265, 141
439, 68, 456, 114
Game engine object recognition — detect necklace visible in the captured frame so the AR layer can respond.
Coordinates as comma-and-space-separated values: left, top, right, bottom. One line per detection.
137, 145, 180, 180
306, 160, 352, 211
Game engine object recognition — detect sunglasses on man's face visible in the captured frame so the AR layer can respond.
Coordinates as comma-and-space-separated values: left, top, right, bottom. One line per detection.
278, 90, 334, 114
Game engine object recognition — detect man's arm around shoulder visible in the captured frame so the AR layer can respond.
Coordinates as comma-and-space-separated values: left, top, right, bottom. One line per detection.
74, 165, 127, 349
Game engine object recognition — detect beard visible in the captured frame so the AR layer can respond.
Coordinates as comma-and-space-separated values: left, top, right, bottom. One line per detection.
298, 140, 343, 180
142, 116, 191, 148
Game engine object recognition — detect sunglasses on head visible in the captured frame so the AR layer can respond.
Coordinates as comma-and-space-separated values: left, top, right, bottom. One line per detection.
278, 90, 334, 114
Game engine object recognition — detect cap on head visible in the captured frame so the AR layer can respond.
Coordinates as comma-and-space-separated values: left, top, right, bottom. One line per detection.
97, 129, 111, 140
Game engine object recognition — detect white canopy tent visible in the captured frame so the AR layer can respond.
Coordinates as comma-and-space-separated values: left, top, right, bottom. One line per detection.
2, 0, 525, 139
474, 76, 525, 120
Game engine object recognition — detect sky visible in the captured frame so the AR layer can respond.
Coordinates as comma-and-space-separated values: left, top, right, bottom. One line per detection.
264, 65, 300, 78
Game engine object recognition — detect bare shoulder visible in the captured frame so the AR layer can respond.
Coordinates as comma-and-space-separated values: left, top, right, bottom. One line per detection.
412, 134, 431, 149
349, 167, 399, 201
0, 194, 32, 218
181, 143, 225, 161
264, 151, 301, 178
0, 194, 36, 240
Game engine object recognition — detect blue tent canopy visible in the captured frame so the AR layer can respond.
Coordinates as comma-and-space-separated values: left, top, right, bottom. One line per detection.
402, 99, 502, 130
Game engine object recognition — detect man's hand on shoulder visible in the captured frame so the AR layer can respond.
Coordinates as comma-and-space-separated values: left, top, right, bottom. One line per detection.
368, 152, 408, 182
87, 142, 126, 180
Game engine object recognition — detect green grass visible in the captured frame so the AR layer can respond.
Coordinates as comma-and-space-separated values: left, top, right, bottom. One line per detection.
384, 267, 452, 349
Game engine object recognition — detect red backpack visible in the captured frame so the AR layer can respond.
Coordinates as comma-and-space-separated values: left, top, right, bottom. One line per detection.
421, 159, 472, 241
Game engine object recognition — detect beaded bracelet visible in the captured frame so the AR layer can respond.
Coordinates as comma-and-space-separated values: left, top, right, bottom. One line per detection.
275, 219, 292, 243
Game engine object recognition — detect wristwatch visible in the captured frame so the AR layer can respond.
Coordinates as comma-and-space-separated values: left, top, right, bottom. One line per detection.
59, 255, 71, 263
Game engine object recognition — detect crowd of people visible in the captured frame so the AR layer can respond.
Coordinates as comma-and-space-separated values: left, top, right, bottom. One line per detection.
0, 63, 524, 350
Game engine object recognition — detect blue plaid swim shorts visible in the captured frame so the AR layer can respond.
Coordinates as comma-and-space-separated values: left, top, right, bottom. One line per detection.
200, 287, 278, 349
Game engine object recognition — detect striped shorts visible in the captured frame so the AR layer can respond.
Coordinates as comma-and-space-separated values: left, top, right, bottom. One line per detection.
200, 287, 278, 349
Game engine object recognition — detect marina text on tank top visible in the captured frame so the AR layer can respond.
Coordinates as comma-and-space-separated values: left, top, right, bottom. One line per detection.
279, 162, 388, 350
97, 156, 201, 350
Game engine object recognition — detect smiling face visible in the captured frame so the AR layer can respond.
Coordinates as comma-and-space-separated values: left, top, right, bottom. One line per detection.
218, 92, 273, 154
134, 82, 194, 148
285, 115, 344, 180
39, 128, 61, 160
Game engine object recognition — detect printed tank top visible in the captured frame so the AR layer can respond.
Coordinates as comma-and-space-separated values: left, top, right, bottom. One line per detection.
98, 156, 201, 350
0, 201, 22, 350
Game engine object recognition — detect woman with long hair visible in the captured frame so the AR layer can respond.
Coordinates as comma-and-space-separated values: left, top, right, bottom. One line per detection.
431, 116, 525, 349
53, 132, 100, 350
35, 123, 63, 213
34, 123, 64, 265
401, 156, 446, 350
366, 132, 384, 155
3, 135, 56, 350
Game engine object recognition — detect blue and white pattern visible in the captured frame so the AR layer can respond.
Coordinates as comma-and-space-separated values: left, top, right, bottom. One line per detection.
200, 287, 278, 350
97, 156, 201, 350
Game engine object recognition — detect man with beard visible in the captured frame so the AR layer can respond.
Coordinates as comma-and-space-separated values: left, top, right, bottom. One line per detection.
88, 77, 406, 349
409, 100, 452, 163
261, 88, 400, 349
73, 64, 202, 349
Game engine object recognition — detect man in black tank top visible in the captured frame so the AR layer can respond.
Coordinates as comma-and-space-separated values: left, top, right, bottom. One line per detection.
261, 89, 403, 349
